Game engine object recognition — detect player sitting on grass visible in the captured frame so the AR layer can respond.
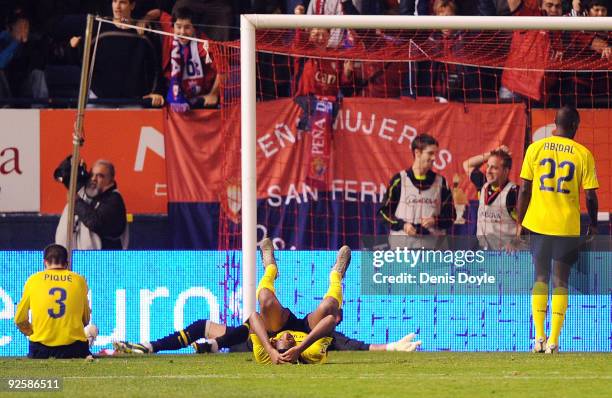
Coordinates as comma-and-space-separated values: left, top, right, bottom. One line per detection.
14, 244, 92, 359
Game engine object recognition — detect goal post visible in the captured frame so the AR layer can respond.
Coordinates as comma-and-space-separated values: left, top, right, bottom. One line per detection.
240, 15, 257, 322
241, 14, 611, 31
239, 14, 612, 319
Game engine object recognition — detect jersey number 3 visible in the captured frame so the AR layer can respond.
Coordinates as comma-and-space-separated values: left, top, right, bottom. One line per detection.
48, 287, 67, 319
539, 159, 575, 194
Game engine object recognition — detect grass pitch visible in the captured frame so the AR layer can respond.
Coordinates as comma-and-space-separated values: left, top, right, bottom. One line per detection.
1, 352, 610, 397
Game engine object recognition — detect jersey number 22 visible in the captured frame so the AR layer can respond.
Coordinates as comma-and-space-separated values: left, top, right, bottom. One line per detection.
539, 159, 575, 194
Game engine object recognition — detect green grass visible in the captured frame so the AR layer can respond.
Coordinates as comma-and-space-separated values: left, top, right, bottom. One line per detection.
1, 352, 611, 397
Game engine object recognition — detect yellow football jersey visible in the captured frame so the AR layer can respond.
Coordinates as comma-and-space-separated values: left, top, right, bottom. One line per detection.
520, 135, 599, 236
250, 331, 333, 364
14, 269, 90, 346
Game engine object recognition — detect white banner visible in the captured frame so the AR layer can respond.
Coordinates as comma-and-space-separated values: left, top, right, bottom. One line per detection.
0, 110, 40, 212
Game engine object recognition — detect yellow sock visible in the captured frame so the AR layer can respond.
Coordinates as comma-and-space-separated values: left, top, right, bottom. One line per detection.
256, 265, 278, 300
548, 287, 569, 346
324, 270, 343, 309
531, 281, 549, 340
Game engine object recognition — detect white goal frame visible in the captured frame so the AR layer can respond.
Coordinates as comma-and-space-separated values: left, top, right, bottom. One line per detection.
239, 14, 612, 318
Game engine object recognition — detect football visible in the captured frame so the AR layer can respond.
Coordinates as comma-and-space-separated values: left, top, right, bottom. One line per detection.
84, 323, 99, 347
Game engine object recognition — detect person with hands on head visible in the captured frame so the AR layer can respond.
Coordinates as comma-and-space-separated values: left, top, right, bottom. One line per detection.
463, 145, 521, 250
0, 9, 33, 100
248, 238, 350, 364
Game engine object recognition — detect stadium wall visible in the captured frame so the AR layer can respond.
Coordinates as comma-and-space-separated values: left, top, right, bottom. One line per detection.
1, 250, 610, 356
0, 109, 167, 215
0, 214, 170, 250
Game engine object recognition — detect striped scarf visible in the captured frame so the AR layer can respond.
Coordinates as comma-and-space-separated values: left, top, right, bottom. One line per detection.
166, 37, 190, 112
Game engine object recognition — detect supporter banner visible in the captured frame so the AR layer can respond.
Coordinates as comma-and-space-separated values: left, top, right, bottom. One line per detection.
168, 98, 526, 203
1, 250, 610, 356
532, 109, 612, 212
0, 110, 40, 212
331, 98, 526, 199
166, 98, 526, 248
40, 110, 167, 214
164, 109, 225, 202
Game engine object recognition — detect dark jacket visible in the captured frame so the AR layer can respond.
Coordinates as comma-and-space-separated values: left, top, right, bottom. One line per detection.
400, 0, 430, 15
74, 182, 127, 249
90, 23, 161, 99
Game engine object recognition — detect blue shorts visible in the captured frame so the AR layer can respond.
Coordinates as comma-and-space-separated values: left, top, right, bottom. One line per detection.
529, 232, 583, 266
28, 340, 90, 359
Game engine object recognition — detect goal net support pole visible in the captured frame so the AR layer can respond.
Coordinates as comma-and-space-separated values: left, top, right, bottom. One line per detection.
66, 14, 95, 268
239, 14, 612, 319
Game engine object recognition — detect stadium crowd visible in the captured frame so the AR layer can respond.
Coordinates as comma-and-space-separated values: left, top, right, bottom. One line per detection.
0, 0, 609, 108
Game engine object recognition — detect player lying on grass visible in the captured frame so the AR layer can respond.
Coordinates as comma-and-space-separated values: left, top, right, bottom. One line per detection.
113, 317, 421, 355
250, 239, 348, 364
114, 239, 421, 358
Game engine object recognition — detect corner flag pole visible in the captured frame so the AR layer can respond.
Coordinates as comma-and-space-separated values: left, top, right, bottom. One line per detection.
66, 14, 95, 268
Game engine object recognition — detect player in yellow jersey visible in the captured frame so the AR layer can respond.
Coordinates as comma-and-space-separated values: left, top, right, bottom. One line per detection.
516, 106, 599, 354
248, 238, 350, 364
14, 244, 92, 358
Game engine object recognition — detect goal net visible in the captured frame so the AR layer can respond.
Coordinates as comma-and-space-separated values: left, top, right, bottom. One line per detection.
84, 14, 612, 351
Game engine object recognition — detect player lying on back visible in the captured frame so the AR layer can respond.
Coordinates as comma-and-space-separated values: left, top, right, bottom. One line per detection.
114, 239, 421, 359
247, 238, 349, 364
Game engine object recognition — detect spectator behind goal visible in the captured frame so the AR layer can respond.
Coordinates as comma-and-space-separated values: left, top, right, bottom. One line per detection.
71, 0, 164, 108
159, 6, 221, 111
500, 0, 611, 103
0, 8, 49, 105
416, 0, 479, 101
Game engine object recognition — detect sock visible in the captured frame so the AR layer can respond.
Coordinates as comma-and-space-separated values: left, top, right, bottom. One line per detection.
216, 325, 250, 349
151, 319, 208, 353
256, 265, 277, 300
323, 270, 343, 309
531, 281, 549, 340
548, 287, 569, 346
